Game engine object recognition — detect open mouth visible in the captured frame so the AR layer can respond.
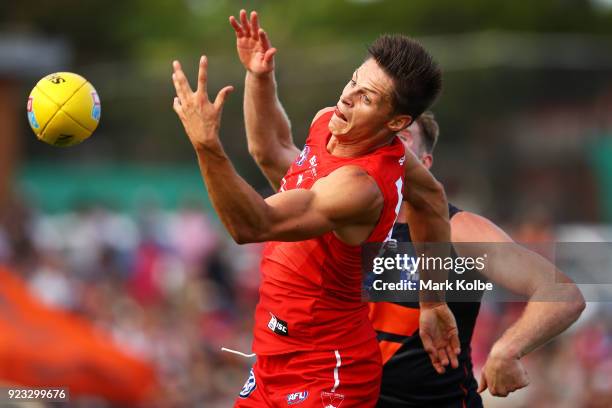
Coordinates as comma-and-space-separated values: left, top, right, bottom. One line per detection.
334, 106, 347, 122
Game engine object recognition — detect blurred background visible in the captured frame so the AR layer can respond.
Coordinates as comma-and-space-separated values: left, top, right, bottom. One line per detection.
1, 0, 612, 407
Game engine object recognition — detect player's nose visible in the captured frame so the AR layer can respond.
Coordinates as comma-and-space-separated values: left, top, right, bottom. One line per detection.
340, 93, 353, 108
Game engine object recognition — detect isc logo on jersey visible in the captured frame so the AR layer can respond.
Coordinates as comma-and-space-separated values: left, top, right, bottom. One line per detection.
267, 313, 289, 336
287, 390, 309, 405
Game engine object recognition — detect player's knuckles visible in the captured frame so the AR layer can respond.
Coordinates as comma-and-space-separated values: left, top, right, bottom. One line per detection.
423, 345, 435, 355
489, 385, 502, 396
507, 383, 521, 393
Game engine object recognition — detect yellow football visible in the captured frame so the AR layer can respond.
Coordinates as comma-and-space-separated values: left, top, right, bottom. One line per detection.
27, 72, 101, 147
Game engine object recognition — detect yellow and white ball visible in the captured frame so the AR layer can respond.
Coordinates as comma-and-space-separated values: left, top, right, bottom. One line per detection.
27, 72, 101, 147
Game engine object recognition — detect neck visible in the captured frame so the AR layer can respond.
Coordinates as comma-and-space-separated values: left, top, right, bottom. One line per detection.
326, 132, 395, 157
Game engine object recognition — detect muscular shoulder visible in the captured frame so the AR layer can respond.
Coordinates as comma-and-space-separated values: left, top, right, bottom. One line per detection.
312, 165, 383, 222
310, 107, 335, 127
450, 211, 513, 243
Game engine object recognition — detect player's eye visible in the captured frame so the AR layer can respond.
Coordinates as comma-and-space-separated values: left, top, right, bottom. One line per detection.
363, 94, 371, 104
350, 79, 357, 87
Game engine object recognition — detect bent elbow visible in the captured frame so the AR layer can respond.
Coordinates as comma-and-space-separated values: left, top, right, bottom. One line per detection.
572, 295, 586, 320
565, 286, 586, 322
232, 234, 249, 245
229, 229, 256, 245
230, 228, 268, 245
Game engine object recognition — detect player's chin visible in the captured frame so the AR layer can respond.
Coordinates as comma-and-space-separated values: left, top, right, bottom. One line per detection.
328, 121, 350, 136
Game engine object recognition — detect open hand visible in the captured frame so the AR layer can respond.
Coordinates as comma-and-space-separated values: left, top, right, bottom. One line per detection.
419, 303, 461, 374
171, 56, 234, 151
229, 9, 276, 76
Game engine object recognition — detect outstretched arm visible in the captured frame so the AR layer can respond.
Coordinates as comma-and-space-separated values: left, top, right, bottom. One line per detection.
451, 212, 585, 397
171, 57, 382, 245
230, 9, 300, 190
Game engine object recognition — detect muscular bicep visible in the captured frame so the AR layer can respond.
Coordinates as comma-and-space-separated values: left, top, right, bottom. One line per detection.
451, 212, 558, 297
259, 166, 383, 243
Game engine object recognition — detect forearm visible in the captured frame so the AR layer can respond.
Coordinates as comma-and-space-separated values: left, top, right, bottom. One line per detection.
406, 181, 451, 304
402, 149, 450, 244
244, 71, 292, 163
492, 286, 585, 358
407, 187, 450, 243
194, 142, 272, 244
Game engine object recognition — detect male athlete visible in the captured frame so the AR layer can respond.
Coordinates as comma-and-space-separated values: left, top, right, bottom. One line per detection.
370, 112, 585, 407
171, 9, 459, 408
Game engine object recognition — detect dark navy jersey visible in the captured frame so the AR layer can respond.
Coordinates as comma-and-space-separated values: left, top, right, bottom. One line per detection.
371, 204, 484, 408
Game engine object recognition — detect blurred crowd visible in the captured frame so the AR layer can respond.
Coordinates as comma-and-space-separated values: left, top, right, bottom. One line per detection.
0, 195, 262, 407
0, 194, 611, 407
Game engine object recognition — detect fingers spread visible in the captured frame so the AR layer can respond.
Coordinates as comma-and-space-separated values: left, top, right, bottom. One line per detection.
259, 29, 272, 50
250, 11, 260, 40
213, 85, 235, 110
420, 331, 435, 356
263, 47, 277, 64
172, 96, 181, 113
229, 16, 244, 37
437, 347, 450, 368
172, 60, 193, 102
240, 9, 251, 37
197, 55, 208, 96
447, 344, 459, 369
421, 332, 445, 374
432, 361, 445, 375
451, 331, 461, 356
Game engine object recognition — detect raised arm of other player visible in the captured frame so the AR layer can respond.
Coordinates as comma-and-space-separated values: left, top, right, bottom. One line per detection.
230, 9, 300, 190
451, 212, 585, 397
172, 58, 383, 245
402, 147, 449, 245
401, 148, 460, 375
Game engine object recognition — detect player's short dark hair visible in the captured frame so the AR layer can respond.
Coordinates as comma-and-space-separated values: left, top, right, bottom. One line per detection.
415, 111, 439, 154
367, 34, 442, 119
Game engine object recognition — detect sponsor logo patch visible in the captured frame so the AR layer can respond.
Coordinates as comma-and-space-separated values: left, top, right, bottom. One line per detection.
239, 368, 257, 399
309, 155, 318, 167
267, 313, 289, 336
287, 390, 309, 405
296, 145, 310, 166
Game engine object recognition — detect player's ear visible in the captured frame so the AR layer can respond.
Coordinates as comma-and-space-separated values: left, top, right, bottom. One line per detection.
387, 114, 412, 133
422, 154, 433, 169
